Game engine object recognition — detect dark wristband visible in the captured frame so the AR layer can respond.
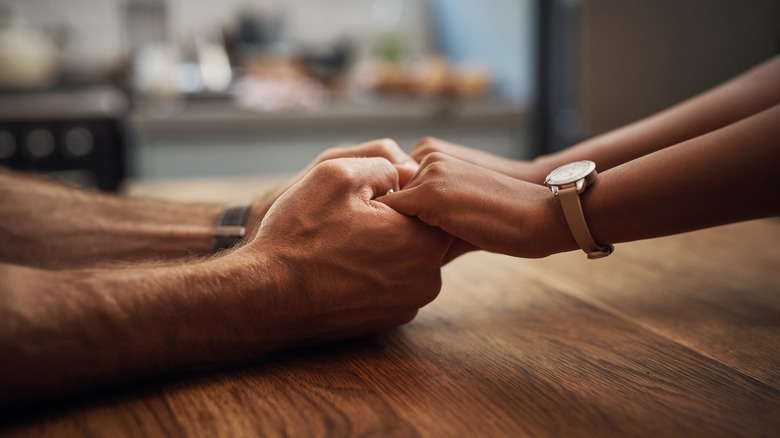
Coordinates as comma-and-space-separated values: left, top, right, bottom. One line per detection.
212, 205, 251, 252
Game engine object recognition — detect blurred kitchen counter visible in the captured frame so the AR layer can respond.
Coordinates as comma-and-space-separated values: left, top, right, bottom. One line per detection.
127, 97, 529, 179
122, 173, 291, 205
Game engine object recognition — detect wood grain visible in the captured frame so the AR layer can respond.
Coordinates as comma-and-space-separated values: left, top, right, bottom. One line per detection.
2, 180, 779, 437
515, 219, 780, 389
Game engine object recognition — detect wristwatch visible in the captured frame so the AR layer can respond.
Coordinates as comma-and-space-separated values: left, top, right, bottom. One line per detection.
212, 205, 251, 252
544, 160, 613, 259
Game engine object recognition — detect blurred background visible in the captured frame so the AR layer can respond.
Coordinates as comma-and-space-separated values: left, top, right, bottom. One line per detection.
0, 0, 777, 191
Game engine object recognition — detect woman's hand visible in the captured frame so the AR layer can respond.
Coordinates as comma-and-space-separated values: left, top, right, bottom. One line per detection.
411, 137, 546, 183
379, 152, 569, 262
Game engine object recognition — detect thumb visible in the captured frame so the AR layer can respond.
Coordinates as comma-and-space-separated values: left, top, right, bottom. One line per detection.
376, 187, 423, 218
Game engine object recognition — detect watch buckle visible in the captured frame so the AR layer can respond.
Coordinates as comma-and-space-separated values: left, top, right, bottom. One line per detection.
587, 244, 615, 260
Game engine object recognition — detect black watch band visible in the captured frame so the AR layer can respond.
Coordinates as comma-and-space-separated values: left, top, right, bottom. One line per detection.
212, 205, 251, 252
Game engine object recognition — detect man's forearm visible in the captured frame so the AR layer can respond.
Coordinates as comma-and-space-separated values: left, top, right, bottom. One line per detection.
0, 156, 454, 406
531, 55, 780, 182
0, 254, 280, 405
0, 169, 223, 268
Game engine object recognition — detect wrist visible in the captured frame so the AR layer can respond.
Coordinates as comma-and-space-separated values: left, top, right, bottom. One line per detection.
96, 201, 224, 262
212, 205, 253, 252
176, 249, 289, 363
500, 181, 577, 258
532, 185, 581, 257
528, 155, 560, 185
246, 182, 294, 238
539, 161, 613, 258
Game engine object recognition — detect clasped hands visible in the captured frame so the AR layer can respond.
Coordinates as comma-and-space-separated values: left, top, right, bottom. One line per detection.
223, 137, 558, 349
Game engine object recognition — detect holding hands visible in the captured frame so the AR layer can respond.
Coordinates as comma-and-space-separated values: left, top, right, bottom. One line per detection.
0, 143, 454, 402
245, 138, 420, 234
5, 55, 778, 403
242, 156, 453, 346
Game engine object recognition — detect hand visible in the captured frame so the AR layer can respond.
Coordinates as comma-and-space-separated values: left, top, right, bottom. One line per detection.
246, 138, 419, 236
379, 152, 566, 261
412, 137, 544, 183
240, 157, 453, 346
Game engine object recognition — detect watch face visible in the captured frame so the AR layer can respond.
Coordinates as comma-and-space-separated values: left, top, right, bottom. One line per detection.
545, 160, 596, 186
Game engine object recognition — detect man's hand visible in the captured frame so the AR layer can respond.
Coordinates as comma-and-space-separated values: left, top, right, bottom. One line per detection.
238, 157, 453, 346
246, 139, 419, 237
0, 157, 452, 404
0, 139, 417, 268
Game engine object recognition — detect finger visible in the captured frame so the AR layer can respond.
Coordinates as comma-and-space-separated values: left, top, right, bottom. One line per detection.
411, 136, 456, 162
378, 151, 453, 214
375, 186, 422, 218
354, 139, 420, 180
411, 137, 440, 161
413, 136, 446, 151
341, 138, 418, 167
343, 157, 400, 201
394, 162, 419, 188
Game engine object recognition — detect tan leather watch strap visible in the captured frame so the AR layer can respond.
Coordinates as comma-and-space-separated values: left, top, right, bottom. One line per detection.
557, 186, 613, 259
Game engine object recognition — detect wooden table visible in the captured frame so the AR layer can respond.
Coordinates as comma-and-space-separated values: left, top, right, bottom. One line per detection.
3, 178, 779, 437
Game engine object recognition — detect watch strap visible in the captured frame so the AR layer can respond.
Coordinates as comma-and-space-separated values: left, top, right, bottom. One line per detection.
212, 205, 251, 252
557, 186, 613, 259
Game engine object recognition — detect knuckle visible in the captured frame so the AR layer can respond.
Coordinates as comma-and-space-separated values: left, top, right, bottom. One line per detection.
415, 136, 436, 148
374, 138, 405, 162
419, 159, 449, 180
413, 139, 439, 157
421, 151, 449, 166
364, 155, 394, 172
413, 144, 436, 158
312, 159, 353, 184
376, 138, 400, 151
412, 137, 442, 160
318, 145, 346, 161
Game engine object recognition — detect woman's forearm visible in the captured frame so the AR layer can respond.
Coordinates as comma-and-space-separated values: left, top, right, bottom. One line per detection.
531, 55, 780, 183
583, 103, 780, 248
380, 104, 780, 260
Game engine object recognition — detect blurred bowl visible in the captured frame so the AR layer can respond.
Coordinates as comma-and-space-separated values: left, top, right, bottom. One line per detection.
0, 21, 59, 89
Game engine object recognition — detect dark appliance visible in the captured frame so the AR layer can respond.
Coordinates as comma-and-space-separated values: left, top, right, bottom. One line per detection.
0, 86, 129, 191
